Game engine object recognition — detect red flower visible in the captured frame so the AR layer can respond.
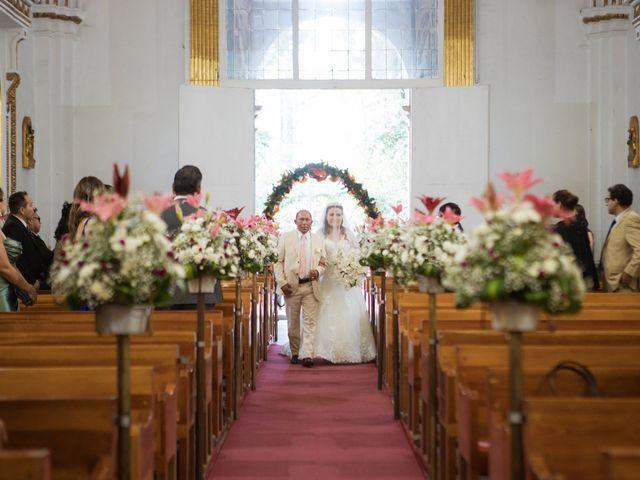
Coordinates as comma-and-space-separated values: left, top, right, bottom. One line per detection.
224, 206, 245, 220
113, 164, 129, 198
418, 195, 445, 214
309, 168, 328, 181
391, 203, 403, 215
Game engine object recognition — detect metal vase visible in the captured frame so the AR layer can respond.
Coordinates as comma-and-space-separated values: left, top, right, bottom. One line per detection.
95, 303, 152, 335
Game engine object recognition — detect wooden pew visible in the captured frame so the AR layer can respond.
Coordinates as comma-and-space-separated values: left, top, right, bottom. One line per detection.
458, 366, 640, 480
0, 449, 51, 480
0, 331, 196, 480
0, 345, 180, 480
601, 448, 640, 480
525, 398, 640, 480
0, 366, 158, 479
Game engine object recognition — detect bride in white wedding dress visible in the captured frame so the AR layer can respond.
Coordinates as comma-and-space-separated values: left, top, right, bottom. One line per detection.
313, 203, 377, 363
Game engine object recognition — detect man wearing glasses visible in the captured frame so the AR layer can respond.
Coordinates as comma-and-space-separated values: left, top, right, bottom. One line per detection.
601, 184, 640, 292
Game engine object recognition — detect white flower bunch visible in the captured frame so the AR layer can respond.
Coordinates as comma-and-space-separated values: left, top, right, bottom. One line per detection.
334, 248, 369, 288
223, 214, 279, 274
390, 217, 465, 285
443, 170, 586, 314
51, 195, 185, 308
359, 217, 403, 271
172, 210, 240, 280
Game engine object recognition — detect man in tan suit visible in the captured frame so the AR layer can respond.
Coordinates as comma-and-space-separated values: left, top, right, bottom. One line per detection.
601, 184, 640, 292
274, 210, 326, 367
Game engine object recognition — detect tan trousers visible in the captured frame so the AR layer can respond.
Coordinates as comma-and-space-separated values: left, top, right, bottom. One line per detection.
285, 282, 318, 358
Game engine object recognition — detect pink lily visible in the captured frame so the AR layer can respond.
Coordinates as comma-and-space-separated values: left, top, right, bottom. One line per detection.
414, 209, 436, 225
80, 193, 126, 222
391, 203, 403, 216
210, 224, 220, 237
144, 193, 174, 214
497, 168, 542, 199
366, 215, 385, 231
524, 194, 558, 218
440, 206, 463, 225
185, 193, 201, 208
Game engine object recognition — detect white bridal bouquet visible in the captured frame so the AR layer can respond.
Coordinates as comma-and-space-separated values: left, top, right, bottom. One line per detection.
443, 169, 586, 313
334, 248, 368, 288
51, 172, 185, 309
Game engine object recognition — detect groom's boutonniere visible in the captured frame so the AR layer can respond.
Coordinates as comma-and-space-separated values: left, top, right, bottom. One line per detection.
313, 247, 323, 256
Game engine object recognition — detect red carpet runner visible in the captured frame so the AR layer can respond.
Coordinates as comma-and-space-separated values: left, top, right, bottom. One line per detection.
208, 345, 425, 479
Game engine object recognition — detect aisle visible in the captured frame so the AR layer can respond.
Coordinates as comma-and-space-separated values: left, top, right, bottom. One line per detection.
208, 345, 425, 479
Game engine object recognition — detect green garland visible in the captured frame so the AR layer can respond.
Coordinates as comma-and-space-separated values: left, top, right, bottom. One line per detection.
263, 162, 380, 220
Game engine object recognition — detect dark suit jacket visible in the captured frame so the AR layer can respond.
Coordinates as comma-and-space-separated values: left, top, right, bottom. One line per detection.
2, 215, 53, 285
161, 200, 223, 305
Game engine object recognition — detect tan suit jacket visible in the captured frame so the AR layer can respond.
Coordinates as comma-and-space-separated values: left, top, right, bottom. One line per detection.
602, 209, 640, 291
273, 230, 326, 300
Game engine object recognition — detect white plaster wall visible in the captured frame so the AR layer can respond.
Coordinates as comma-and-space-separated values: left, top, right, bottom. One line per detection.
411, 86, 489, 230
477, 0, 590, 199
73, 0, 184, 196
179, 86, 255, 212
627, 26, 640, 198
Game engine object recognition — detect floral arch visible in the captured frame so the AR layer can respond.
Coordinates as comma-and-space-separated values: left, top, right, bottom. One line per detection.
262, 162, 380, 220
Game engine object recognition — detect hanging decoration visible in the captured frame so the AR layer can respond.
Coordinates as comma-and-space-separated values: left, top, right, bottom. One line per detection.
263, 162, 379, 220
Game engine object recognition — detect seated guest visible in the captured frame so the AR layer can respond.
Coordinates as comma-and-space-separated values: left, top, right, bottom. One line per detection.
552, 189, 599, 290
161, 165, 223, 308
438, 202, 463, 232
68, 176, 105, 240
53, 201, 72, 251
26, 208, 54, 289
2, 191, 52, 289
0, 188, 38, 310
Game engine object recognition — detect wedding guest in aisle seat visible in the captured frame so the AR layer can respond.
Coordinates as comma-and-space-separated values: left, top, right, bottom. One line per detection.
600, 184, 640, 292
552, 189, 599, 291
161, 165, 223, 308
438, 202, 463, 232
27, 208, 54, 290
68, 176, 105, 241
3, 191, 52, 292
0, 187, 38, 311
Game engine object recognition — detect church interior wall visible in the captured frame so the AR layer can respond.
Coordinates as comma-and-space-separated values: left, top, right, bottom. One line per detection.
0, 0, 638, 245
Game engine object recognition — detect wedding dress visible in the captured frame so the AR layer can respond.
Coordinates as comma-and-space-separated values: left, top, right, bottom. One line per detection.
313, 236, 377, 363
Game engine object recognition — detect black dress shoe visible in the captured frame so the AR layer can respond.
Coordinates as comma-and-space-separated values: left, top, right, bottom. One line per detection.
290, 355, 301, 364
302, 358, 314, 368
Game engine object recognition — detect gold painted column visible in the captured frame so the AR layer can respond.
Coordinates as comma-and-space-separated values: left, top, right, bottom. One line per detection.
444, 0, 474, 86
190, 0, 219, 86
6, 72, 20, 194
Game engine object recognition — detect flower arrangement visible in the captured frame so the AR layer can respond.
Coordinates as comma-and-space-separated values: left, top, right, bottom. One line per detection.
171, 205, 240, 281
51, 168, 185, 309
334, 248, 369, 288
443, 169, 586, 313
359, 215, 403, 272
388, 197, 466, 285
223, 210, 279, 274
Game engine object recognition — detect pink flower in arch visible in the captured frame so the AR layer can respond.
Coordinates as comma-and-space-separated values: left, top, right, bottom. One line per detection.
497, 168, 542, 199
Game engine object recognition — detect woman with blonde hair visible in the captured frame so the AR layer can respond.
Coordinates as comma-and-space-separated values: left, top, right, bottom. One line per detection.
0, 187, 38, 310
68, 176, 105, 240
